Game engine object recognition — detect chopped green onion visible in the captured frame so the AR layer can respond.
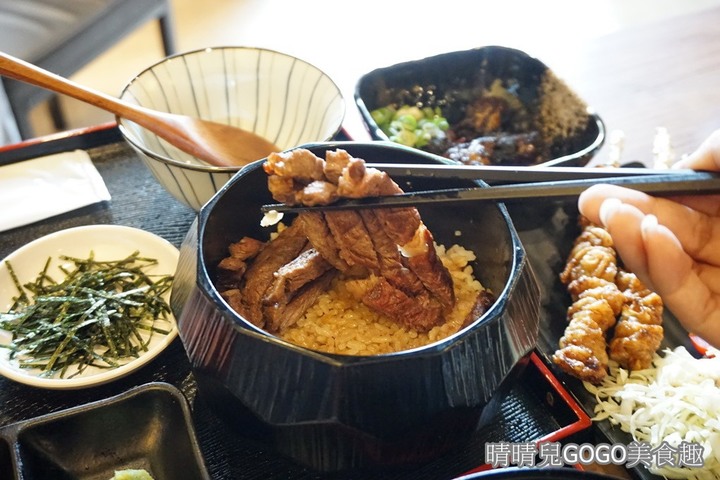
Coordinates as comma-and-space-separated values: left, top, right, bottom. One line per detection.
370, 103, 449, 149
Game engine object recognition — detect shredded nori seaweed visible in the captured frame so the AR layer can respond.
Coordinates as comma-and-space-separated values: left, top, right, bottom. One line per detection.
0, 252, 173, 378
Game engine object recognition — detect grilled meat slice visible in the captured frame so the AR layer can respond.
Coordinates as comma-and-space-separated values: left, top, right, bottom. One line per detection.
331, 152, 453, 307
264, 148, 327, 205
264, 148, 458, 330
264, 271, 337, 333
324, 148, 352, 183
336, 156, 393, 198
240, 221, 308, 327
216, 237, 266, 294
299, 211, 350, 272
402, 224, 455, 308
228, 237, 265, 260
297, 180, 338, 206
359, 210, 425, 296
264, 148, 325, 184
335, 155, 421, 245
263, 248, 333, 307
216, 257, 249, 291
461, 289, 496, 329
362, 277, 444, 332
324, 210, 379, 273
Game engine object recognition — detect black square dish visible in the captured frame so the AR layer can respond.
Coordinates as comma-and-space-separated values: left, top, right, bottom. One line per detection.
355, 45, 604, 167
0, 435, 13, 479
0, 382, 209, 480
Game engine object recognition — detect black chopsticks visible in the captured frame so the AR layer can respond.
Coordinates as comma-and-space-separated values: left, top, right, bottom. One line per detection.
363, 163, 682, 183
260, 168, 720, 214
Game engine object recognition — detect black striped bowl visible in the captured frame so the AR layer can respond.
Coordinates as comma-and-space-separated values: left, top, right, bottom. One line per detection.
117, 47, 345, 211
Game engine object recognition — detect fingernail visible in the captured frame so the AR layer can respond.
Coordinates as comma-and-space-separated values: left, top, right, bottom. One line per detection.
640, 214, 658, 239
598, 198, 622, 226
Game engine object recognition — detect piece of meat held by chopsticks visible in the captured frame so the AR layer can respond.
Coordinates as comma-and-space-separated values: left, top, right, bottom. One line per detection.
553, 217, 665, 383
263, 148, 457, 331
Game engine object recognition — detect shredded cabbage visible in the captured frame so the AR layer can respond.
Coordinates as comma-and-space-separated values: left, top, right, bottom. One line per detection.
584, 346, 720, 479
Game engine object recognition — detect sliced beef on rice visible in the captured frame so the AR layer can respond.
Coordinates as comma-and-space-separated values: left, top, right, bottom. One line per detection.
359, 209, 425, 296
264, 270, 337, 333
216, 236, 266, 289
338, 162, 458, 309
264, 148, 456, 330
298, 211, 350, 272
362, 277, 443, 332
335, 156, 421, 245
228, 236, 265, 259
218, 235, 333, 333
324, 210, 379, 273
263, 248, 333, 307
461, 289, 496, 329
333, 152, 455, 308
239, 221, 308, 327
401, 224, 456, 308
217, 256, 249, 287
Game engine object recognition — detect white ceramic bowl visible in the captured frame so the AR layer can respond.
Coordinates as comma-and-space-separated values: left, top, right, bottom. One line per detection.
117, 47, 346, 211
0, 225, 179, 389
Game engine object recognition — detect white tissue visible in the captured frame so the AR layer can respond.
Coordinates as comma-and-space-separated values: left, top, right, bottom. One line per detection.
0, 150, 111, 232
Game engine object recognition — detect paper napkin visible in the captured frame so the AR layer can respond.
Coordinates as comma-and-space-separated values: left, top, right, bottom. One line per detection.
0, 150, 111, 232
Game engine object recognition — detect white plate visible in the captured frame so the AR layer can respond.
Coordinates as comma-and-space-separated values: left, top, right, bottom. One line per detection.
0, 225, 179, 389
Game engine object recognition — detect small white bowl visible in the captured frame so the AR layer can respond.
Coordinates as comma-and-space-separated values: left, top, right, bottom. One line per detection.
117, 46, 346, 211
0, 225, 179, 389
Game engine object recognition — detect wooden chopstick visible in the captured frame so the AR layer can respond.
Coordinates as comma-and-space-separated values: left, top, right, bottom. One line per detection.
260, 171, 720, 213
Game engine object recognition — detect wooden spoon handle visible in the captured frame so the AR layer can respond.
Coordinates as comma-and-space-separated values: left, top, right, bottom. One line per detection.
0, 51, 166, 128
0, 51, 280, 167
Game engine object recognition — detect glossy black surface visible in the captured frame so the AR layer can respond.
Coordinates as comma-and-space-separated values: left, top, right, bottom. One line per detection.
355, 45, 604, 167
0, 129, 600, 479
171, 141, 542, 471
0, 382, 210, 480
455, 466, 623, 480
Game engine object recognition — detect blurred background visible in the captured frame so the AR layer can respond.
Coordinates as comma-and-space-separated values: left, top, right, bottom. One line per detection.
11, 0, 720, 139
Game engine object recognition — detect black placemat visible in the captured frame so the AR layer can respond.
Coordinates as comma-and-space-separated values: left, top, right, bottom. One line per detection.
0, 131, 580, 479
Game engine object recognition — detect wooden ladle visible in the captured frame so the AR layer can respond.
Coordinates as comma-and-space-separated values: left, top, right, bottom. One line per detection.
0, 52, 280, 167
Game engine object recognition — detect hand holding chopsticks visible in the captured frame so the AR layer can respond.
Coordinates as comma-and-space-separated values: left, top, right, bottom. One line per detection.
260, 164, 720, 213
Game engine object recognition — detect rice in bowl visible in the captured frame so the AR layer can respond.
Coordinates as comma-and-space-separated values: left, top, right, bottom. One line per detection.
280, 243, 486, 355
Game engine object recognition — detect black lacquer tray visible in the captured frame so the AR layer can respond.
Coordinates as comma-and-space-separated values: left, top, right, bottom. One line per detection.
0, 382, 210, 479
0, 124, 594, 479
